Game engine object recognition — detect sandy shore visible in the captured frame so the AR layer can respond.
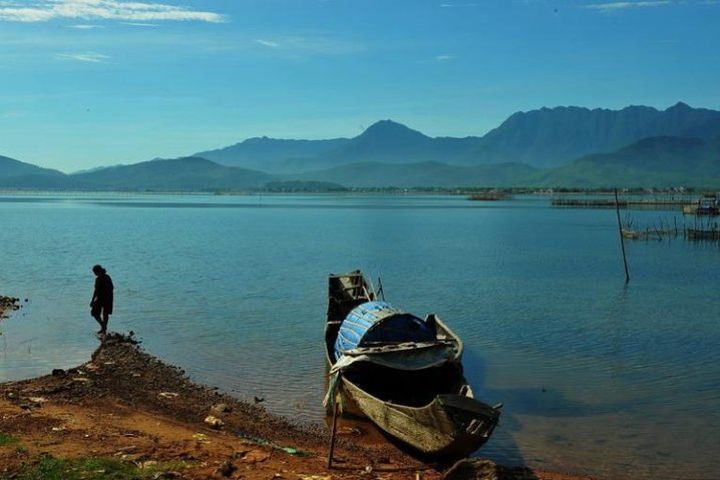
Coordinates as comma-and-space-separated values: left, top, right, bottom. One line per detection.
0, 304, 593, 480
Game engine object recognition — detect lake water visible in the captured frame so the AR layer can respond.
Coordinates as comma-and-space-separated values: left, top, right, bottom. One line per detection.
1, 193, 718, 479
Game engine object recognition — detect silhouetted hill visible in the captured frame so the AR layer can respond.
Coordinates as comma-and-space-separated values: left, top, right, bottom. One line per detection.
293, 161, 537, 187
195, 103, 720, 172
534, 136, 720, 187
196, 120, 482, 172
473, 102, 720, 167
0, 154, 64, 178
311, 120, 481, 168
71, 157, 274, 190
196, 137, 348, 172
3, 103, 720, 190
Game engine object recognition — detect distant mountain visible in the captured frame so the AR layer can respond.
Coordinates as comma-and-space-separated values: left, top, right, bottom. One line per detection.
472, 102, 720, 167
292, 161, 537, 188
196, 120, 483, 172
0, 154, 69, 188
196, 103, 720, 172
308, 120, 481, 169
534, 136, 720, 187
3, 102, 720, 190
196, 137, 348, 172
0, 154, 64, 178
71, 157, 275, 190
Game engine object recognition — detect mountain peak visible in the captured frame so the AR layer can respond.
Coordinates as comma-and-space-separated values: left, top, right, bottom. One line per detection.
359, 120, 429, 141
667, 101, 692, 111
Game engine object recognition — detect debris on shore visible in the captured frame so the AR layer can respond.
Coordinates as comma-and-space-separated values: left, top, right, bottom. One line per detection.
0, 332, 593, 480
0, 296, 21, 320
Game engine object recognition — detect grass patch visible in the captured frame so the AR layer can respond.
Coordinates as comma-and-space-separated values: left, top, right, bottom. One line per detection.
4, 456, 187, 480
0, 433, 19, 447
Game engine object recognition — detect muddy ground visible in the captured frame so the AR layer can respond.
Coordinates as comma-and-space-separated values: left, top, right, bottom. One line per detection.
0, 306, 592, 480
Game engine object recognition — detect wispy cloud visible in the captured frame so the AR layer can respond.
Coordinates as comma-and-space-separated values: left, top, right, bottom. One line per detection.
251, 35, 363, 56
56, 52, 110, 63
254, 39, 280, 48
435, 54, 456, 62
120, 21, 160, 27
0, 0, 225, 23
67, 23, 103, 29
583, 1, 672, 10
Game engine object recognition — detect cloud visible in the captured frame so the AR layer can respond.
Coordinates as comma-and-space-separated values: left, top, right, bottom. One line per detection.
254, 39, 280, 48
120, 21, 160, 27
0, 0, 226, 23
67, 23, 103, 29
250, 36, 363, 56
583, 1, 672, 10
435, 54, 456, 62
56, 51, 110, 63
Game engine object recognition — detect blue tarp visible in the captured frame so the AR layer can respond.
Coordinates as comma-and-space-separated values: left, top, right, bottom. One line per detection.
334, 301, 436, 359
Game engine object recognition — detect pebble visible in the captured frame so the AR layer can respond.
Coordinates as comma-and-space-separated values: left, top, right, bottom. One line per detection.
204, 415, 224, 429
211, 403, 231, 414
216, 460, 236, 477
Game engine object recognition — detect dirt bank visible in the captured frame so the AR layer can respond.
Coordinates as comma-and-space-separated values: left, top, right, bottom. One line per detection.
0, 331, 593, 480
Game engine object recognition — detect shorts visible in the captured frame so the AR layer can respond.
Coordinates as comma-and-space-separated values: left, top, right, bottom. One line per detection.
91, 302, 113, 317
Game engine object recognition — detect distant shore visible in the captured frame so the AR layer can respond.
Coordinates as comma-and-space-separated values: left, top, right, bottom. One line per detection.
0, 305, 594, 480
0, 186, 715, 196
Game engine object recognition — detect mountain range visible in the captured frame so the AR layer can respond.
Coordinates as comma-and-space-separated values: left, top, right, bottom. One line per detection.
2, 102, 719, 190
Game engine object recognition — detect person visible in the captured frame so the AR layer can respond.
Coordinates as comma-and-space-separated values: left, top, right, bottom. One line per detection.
90, 264, 114, 335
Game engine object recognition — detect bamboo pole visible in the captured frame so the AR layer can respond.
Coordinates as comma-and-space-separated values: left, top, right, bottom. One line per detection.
615, 188, 630, 284
327, 399, 340, 468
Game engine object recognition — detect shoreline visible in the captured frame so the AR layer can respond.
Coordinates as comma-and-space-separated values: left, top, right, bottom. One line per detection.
0, 313, 594, 479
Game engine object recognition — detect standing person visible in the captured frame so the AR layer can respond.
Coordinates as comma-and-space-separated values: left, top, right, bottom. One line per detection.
90, 265, 114, 335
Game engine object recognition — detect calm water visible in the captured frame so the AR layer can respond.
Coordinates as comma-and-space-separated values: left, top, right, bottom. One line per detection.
1, 193, 718, 479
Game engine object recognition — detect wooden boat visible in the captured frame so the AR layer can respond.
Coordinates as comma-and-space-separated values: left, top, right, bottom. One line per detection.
324, 271, 501, 459
683, 194, 720, 216
621, 228, 641, 240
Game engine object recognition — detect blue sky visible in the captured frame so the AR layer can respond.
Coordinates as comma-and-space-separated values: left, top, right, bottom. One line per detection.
0, 0, 719, 172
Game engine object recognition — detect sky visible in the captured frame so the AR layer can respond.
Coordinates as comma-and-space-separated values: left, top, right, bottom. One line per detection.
0, 0, 719, 172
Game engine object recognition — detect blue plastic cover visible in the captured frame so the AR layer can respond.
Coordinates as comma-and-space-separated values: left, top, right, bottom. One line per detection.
334, 301, 436, 359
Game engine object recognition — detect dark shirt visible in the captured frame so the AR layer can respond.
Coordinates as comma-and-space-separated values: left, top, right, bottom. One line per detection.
94, 273, 114, 304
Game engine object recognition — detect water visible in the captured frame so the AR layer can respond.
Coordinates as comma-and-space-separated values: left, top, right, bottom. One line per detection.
1, 192, 718, 479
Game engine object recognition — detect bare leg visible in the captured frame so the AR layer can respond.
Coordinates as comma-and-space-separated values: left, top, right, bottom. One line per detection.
101, 312, 109, 334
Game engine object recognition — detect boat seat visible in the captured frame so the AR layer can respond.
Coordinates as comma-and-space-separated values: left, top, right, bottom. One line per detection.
438, 394, 501, 418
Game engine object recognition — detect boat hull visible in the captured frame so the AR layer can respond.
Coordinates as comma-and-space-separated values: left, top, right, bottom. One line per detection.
324, 271, 500, 459
338, 376, 497, 458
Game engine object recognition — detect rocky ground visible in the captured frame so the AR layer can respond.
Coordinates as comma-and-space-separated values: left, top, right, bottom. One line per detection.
0, 296, 21, 320
0, 304, 593, 480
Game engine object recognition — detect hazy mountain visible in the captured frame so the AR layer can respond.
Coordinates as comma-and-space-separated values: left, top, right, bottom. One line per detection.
3, 103, 720, 190
196, 103, 720, 172
534, 136, 720, 187
472, 102, 720, 167
197, 120, 483, 172
71, 157, 274, 190
195, 137, 348, 172
310, 120, 481, 168
0, 154, 64, 178
292, 161, 537, 188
